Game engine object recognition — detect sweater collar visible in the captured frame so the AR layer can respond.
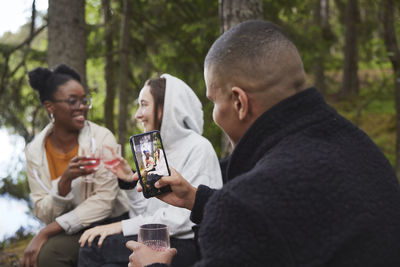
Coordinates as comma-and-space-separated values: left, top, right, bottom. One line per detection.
226, 87, 332, 180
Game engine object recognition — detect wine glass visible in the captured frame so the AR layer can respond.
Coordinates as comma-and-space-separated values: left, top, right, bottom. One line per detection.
101, 144, 121, 169
81, 148, 100, 183
138, 224, 170, 251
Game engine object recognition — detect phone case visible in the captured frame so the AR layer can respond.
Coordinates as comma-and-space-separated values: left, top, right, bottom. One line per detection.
129, 130, 172, 198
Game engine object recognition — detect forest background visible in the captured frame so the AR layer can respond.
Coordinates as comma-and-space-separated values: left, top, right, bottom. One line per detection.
0, 0, 399, 264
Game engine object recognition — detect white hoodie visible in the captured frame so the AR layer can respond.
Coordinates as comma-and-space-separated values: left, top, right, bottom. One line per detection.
121, 74, 223, 239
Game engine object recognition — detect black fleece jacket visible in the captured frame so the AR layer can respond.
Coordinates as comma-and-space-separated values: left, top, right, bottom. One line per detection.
151, 88, 400, 267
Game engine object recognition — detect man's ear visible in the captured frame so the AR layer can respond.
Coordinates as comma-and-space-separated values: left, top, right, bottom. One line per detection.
231, 87, 248, 121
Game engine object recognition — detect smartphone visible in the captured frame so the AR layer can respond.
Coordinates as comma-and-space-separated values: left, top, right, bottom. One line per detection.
129, 130, 172, 198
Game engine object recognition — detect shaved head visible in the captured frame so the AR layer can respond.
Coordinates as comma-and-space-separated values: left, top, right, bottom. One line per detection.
205, 20, 306, 99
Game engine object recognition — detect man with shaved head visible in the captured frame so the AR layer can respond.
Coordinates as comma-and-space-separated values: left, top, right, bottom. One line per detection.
126, 20, 400, 267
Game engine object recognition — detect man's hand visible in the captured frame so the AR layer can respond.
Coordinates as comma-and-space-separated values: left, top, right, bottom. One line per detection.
20, 231, 49, 267
126, 240, 177, 267
79, 222, 123, 248
134, 167, 197, 210
155, 168, 197, 210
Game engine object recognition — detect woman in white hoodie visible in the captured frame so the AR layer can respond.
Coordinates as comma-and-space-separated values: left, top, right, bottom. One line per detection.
78, 74, 223, 267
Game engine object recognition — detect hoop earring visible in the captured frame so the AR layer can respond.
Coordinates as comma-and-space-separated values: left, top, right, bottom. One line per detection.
50, 113, 55, 124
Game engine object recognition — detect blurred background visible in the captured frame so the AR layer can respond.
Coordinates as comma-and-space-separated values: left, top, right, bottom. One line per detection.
0, 0, 399, 264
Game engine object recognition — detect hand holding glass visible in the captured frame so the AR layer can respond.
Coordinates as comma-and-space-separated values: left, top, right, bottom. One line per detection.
101, 144, 122, 168
138, 224, 170, 252
102, 144, 134, 181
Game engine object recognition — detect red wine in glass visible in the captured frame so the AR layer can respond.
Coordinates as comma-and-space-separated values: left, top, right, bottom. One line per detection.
103, 158, 119, 168
82, 158, 100, 169
101, 144, 121, 169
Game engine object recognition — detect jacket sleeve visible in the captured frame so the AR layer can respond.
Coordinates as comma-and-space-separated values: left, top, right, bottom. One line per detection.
118, 177, 138, 190
190, 185, 216, 224
25, 152, 74, 224
56, 131, 126, 234
185, 140, 221, 224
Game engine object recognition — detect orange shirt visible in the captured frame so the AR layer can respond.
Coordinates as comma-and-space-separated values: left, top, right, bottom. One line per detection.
45, 138, 79, 180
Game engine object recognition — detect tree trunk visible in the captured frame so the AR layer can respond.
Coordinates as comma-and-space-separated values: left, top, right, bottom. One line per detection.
312, 0, 331, 94
48, 0, 86, 87
341, 0, 359, 96
118, 0, 131, 156
102, 0, 116, 133
219, 0, 263, 33
218, 0, 263, 158
382, 0, 400, 180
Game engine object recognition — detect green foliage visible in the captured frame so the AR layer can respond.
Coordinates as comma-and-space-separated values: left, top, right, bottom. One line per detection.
0, 0, 399, 200
81, 0, 222, 153
0, 174, 30, 203
328, 73, 396, 166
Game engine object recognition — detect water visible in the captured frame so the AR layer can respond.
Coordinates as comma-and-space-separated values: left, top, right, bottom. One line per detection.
0, 128, 41, 241
0, 128, 25, 179
0, 194, 42, 241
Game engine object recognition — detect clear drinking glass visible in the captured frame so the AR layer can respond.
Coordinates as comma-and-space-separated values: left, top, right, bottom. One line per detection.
82, 148, 100, 183
138, 224, 170, 252
101, 144, 121, 169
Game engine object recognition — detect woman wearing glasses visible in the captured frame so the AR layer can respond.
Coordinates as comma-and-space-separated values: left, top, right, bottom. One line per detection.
21, 64, 129, 267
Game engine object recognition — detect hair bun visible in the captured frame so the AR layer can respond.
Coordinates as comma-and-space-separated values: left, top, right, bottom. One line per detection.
53, 64, 81, 82
28, 67, 52, 92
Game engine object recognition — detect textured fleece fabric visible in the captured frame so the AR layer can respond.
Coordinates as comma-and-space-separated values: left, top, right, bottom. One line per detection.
151, 87, 400, 267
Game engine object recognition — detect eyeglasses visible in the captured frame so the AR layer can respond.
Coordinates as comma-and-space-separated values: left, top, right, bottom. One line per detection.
52, 97, 92, 109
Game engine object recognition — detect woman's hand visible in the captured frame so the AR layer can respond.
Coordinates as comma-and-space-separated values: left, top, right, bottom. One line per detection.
20, 231, 49, 267
58, 156, 96, 196
63, 156, 97, 181
126, 241, 177, 267
79, 222, 123, 248
20, 221, 63, 267
105, 156, 134, 182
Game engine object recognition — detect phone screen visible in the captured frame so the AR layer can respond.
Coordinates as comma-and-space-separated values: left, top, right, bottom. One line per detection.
129, 130, 171, 198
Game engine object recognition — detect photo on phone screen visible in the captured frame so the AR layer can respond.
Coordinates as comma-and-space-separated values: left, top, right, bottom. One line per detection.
129, 130, 171, 198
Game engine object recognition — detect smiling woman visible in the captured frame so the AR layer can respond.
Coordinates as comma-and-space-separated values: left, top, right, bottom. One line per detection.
20, 64, 129, 267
